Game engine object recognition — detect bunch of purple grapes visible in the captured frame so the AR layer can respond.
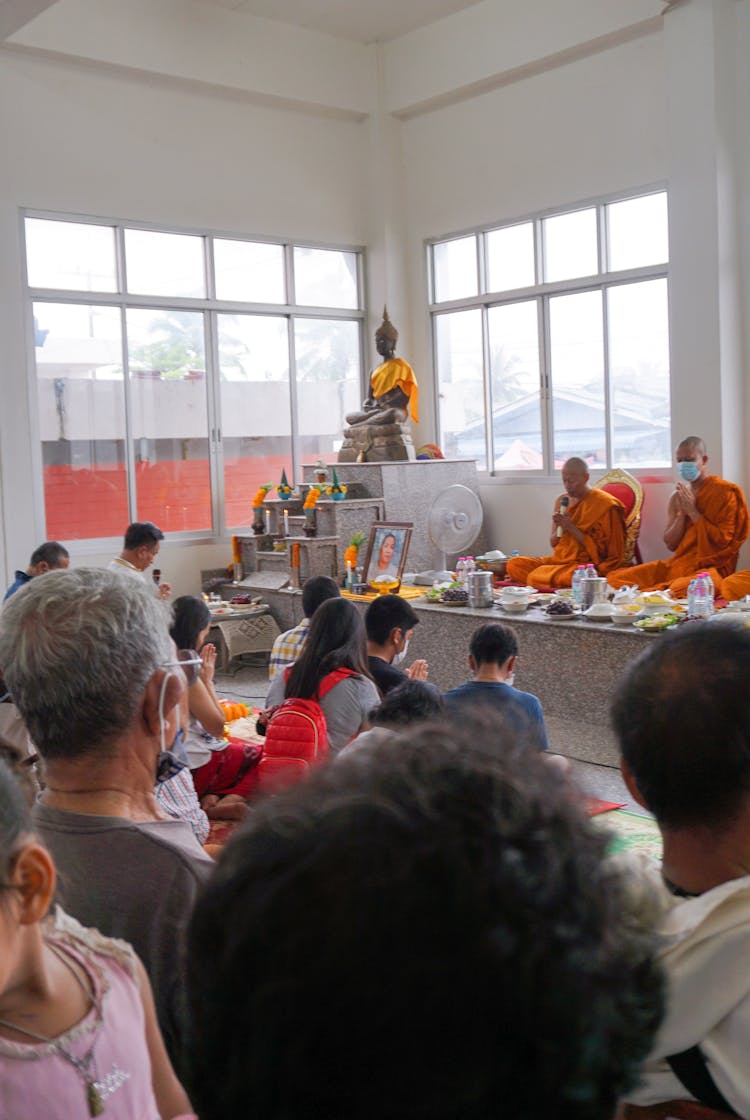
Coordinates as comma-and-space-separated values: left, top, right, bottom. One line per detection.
545, 600, 575, 616
441, 588, 469, 603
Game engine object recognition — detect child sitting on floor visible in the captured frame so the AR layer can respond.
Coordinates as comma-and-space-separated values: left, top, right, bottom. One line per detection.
0, 759, 195, 1120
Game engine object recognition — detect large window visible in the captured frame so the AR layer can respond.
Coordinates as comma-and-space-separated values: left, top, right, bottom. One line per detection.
430, 190, 670, 473
25, 216, 363, 541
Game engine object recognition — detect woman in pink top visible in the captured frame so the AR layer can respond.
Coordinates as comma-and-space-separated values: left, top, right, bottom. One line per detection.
0, 758, 195, 1119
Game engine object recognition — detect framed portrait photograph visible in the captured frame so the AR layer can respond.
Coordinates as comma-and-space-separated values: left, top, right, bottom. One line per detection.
362, 522, 413, 589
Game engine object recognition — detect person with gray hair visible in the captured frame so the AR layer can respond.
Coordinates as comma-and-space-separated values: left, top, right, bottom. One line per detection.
0, 567, 213, 1080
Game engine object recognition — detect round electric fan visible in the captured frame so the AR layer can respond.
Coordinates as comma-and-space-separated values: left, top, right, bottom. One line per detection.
427, 484, 483, 580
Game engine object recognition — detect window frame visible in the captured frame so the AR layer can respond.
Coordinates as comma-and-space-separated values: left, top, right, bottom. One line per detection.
21, 210, 366, 548
426, 185, 671, 482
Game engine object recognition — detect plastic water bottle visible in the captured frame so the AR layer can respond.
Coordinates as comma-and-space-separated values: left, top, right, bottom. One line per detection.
697, 570, 715, 614
455, 558, 466, 586
465, 556, 476, 579
571, 566, 586, 609
687, 579, 697, 619
691, 574, 711, 619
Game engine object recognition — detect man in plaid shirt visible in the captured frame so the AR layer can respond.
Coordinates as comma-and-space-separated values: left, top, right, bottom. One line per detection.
268, 576, 340, 681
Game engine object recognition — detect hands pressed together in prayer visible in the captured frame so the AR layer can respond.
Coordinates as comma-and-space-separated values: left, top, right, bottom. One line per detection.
406, 659, 429, 681
674, 482, 700, 521
200, 643, 217, 686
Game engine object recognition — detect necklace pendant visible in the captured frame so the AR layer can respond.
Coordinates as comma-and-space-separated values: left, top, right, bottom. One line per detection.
87, 1081, 104, 1117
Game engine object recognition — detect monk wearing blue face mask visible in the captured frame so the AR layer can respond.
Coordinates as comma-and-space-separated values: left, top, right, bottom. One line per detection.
609, 436, 749, 597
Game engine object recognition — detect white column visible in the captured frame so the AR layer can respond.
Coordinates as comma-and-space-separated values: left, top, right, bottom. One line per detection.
663, 0, 746, 482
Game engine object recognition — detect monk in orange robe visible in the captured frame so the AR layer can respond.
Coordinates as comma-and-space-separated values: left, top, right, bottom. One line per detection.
608, 437, 749, 597
505, 458, 626, 589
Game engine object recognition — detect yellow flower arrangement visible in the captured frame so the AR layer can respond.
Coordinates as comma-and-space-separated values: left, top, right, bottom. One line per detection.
252, 482, 273, 509
303, 487, 321, 510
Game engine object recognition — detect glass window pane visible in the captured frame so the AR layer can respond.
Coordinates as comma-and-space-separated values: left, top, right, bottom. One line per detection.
217, 314, 292, 528
25, 218, 117, 292
293, 247, 358, 309
435, 309, 485, 469
488, 301, 542, 470
124, 229, 206, 298
127, 309, 211, 532
214, 239, 285, 304
543, 208, 598, 283
33, 302, 128, 539
486, 223, 535, 293
608, 279, 671, 467
608, 192, 669, 271
549, 290, 605, 468
295, 318, 361, 465
433, 236, 478, 303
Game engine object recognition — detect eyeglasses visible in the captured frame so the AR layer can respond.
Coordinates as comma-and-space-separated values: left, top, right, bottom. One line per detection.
163, 649, 203, 687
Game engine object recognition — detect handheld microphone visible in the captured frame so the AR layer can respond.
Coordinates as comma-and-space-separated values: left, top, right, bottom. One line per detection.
557, 496, 570, 537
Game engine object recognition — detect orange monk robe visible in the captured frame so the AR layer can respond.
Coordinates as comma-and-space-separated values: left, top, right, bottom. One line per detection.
506, 488, 626, 590
608, 476, 749, 597
370, 358, 418, 423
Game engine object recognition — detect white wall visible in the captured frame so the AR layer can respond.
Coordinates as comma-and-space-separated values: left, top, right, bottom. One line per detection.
400, 31, 670, 555
3, 1, 750, 591
0, 45, 370, 592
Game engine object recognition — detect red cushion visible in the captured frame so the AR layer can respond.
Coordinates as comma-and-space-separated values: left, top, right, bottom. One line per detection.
600, 481, 635, 516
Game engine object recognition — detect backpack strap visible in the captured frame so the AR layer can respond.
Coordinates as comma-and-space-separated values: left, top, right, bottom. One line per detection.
665, 1046, 737, 1116
317, 668, 357, 702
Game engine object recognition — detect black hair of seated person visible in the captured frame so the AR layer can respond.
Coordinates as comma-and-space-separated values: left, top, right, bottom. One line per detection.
612, 621, 750, 830
170, 595, 211, 653
470, 621, 519, 666
123, 520, 164, 551
284, 597, 373, 700
301, 574, 340, 619
367, 679, 444, 727
186, 717, 664, 1120
364, 592, 418, 645
29, 541, 69, 569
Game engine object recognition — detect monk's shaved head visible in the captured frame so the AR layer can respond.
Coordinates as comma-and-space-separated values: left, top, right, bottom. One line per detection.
562, 457, 589, 475
677, 436, 706, 458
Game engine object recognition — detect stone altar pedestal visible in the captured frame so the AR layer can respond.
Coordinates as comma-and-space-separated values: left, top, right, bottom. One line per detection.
302, 459, 486, 571
338, 421, 415, 463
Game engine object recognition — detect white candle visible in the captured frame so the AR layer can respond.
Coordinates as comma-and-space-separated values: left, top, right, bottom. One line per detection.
283, 509, 290, 536
264, 509, 271, 535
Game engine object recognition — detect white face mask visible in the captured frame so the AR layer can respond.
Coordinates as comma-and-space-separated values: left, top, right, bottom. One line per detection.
505, 673, 515, 687
392, 636, 410, 667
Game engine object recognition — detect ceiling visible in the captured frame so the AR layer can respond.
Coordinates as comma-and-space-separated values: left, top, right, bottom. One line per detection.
195, 0, 486, 43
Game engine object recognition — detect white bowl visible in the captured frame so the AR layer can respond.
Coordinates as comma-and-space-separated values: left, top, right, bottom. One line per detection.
584, 604, 613, 622
500, 599, 529, 613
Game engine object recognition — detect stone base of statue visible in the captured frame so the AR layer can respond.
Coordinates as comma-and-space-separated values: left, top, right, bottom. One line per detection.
338, 422, 416, 463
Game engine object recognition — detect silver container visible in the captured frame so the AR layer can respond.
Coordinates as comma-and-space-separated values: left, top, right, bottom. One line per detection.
580, 576, 608, 610
467, 570, 493, 609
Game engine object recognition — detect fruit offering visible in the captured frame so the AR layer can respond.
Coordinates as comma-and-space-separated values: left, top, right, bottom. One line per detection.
441, 587, 469, 604
546, 600, 575, 617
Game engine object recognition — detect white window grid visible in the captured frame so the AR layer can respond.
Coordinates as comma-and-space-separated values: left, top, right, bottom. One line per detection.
426, 187, 670, 478
21, 211, 366, 545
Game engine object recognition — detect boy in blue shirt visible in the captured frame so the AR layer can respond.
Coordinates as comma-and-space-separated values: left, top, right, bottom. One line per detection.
444, 622, 549, 752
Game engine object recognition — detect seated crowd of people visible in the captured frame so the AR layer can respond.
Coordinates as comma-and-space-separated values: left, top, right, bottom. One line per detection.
1, 439, 750, 1118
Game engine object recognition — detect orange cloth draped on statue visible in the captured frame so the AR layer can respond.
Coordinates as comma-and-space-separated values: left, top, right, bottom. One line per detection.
506, 488, 626, 590
369, 358, 419, 423
608, 475, 749, 597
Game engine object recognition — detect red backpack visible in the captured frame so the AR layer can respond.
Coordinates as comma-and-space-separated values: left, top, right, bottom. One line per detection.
257, 667, 356, 794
